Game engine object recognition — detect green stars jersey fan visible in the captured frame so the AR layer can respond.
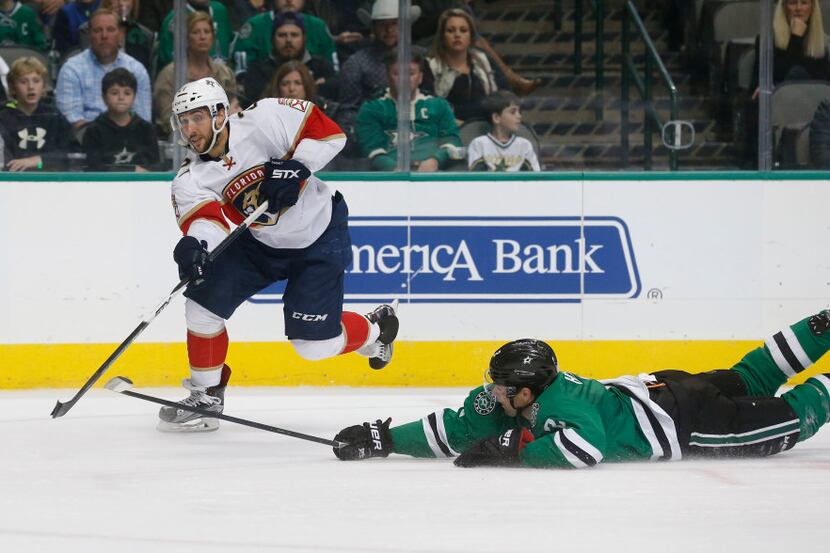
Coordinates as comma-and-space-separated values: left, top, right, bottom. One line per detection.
0, 2, 47, 51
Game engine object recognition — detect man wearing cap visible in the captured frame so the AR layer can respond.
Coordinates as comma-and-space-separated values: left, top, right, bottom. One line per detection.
335, 0, 422, 141
231, 0, 337, 73
238, 10, 336, 106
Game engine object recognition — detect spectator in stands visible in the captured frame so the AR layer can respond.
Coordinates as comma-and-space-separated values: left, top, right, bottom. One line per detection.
752, 0, 830, 97
423, 7, 496, 124
0, 0, 48, 50
356, 50, 461, 172
238, 10, 335, 106
413, 0, 540, 96
94, 0, 154, 73
25, 0, 67, 21
54, 0, 100, 55
154, 10, 236, 134
0, 55, 8, 101
56, 8, 151, 129
263, 59, 345, 120
0, 57, 78, 171
809, 96, 830, 168
337, 0, 421, 137
136, 0, 169, 32
231, 0, 337, 72
306, 0, 371, 65
467, 90, 540, 172
157, 0, 232, 68
82, 67, 158, 170
229, 0, 268, 31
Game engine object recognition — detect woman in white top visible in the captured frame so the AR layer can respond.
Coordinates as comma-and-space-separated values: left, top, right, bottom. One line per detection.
423, 8, 497, 124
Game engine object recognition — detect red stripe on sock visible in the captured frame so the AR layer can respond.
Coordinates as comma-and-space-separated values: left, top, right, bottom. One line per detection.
341, 311, 370, 354
187, 329, 229, 369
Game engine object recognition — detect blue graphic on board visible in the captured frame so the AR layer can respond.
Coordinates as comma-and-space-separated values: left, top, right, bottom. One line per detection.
249, 217, 640, 303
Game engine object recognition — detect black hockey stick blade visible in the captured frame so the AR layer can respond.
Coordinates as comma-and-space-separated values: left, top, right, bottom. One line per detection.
50, 202, 271, 420
104, 376, 346, 448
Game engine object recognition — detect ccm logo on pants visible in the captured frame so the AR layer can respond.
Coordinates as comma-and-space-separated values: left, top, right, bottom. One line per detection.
292, 312, 329, 322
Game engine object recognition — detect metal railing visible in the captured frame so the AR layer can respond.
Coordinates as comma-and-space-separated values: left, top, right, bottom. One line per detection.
620, 0, 679, 170
563, 0, 605, 119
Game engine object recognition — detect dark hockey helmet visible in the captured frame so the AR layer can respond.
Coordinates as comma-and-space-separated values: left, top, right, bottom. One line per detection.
485, 339, 558, 397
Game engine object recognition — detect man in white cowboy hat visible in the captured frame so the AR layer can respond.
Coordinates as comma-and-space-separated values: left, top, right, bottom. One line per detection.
336, 0, 422, 134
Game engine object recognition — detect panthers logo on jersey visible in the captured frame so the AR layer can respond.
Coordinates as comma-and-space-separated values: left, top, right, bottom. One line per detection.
473, 389, 497, 416
222, 164, 278, 225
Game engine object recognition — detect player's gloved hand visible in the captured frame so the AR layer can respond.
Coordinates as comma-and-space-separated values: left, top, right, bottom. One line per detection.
453, 427, 534, 468
333, 418, 393, 460
260, 158, 311, 213
173, 236, 211, 287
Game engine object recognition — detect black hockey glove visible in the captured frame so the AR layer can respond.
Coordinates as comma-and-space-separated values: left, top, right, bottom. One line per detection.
454, 428, 534, 468
333, 418, 393, 461
173, 236, 211, 287
260, 158, 311, 213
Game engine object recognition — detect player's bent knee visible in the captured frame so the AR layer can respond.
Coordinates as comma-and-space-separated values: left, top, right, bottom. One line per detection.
291, 334, 346, 361
185, 299, 226, 335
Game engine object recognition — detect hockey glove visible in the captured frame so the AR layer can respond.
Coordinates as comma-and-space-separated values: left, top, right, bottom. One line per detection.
333, 418, 393, 461
260, 158, 311, 213
173, 236, 211, 287
453, 428, 534, 468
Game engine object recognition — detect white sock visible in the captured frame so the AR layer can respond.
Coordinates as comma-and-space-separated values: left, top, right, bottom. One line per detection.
190, 367, 222, 387
356, 322, 382, 358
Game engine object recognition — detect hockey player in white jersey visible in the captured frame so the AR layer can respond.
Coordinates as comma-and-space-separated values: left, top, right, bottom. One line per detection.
160, 77, 398, 432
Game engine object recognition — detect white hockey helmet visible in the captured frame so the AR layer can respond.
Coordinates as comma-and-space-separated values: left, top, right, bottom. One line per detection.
170, 77, 230, 154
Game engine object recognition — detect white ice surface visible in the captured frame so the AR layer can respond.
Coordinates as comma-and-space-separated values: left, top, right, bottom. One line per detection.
1, 387, 829, 553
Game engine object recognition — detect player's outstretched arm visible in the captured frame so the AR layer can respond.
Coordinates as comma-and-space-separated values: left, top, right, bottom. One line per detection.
332, 387, 512, 461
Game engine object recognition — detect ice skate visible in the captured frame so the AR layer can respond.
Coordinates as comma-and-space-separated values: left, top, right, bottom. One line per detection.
157, 365, 231, 432
365, 301, 399, 370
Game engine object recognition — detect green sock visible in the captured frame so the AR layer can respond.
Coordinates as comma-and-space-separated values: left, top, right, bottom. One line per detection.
732, 311, 830, 396
781, 375, 830, 441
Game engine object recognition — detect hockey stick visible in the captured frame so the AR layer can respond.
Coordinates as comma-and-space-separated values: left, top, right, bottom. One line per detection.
50, 201, 272, 419
105, 377, 345, 448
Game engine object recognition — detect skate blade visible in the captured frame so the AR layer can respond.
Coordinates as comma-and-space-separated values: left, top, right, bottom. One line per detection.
156, 417, 220, 433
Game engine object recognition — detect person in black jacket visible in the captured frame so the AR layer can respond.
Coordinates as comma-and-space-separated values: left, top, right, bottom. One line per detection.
82, 67, 159, 171
0, 57, 78, 171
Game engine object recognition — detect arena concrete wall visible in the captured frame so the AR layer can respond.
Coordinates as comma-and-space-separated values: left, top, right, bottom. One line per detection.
2, 172, 829, 388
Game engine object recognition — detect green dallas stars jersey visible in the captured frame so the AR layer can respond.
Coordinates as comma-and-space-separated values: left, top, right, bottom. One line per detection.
389, 372, 667, 469
387, 312, 830, 468
0, 2, 47, 51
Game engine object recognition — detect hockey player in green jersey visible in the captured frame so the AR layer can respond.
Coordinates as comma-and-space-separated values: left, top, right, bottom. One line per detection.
333, 310, 830, 468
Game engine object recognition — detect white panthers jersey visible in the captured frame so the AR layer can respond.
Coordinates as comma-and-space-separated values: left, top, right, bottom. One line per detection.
467, 133, 541, 172
171, 98, 346, 250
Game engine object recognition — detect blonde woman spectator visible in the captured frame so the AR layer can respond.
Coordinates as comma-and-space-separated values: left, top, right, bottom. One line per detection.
423, 8, 496, 124
153, 10, 237, 134
752, 0, 830, 97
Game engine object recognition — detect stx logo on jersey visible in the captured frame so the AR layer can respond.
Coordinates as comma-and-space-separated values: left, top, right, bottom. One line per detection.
251, 217, 640, 304
269, 169, 301, 179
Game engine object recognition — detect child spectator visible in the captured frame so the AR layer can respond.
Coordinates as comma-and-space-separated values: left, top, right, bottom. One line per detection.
0, 0, 48, 51
82, 67, 159, 171
0, 57, 78, 171
467, 91, 540, 172
356, 50, 461, 172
